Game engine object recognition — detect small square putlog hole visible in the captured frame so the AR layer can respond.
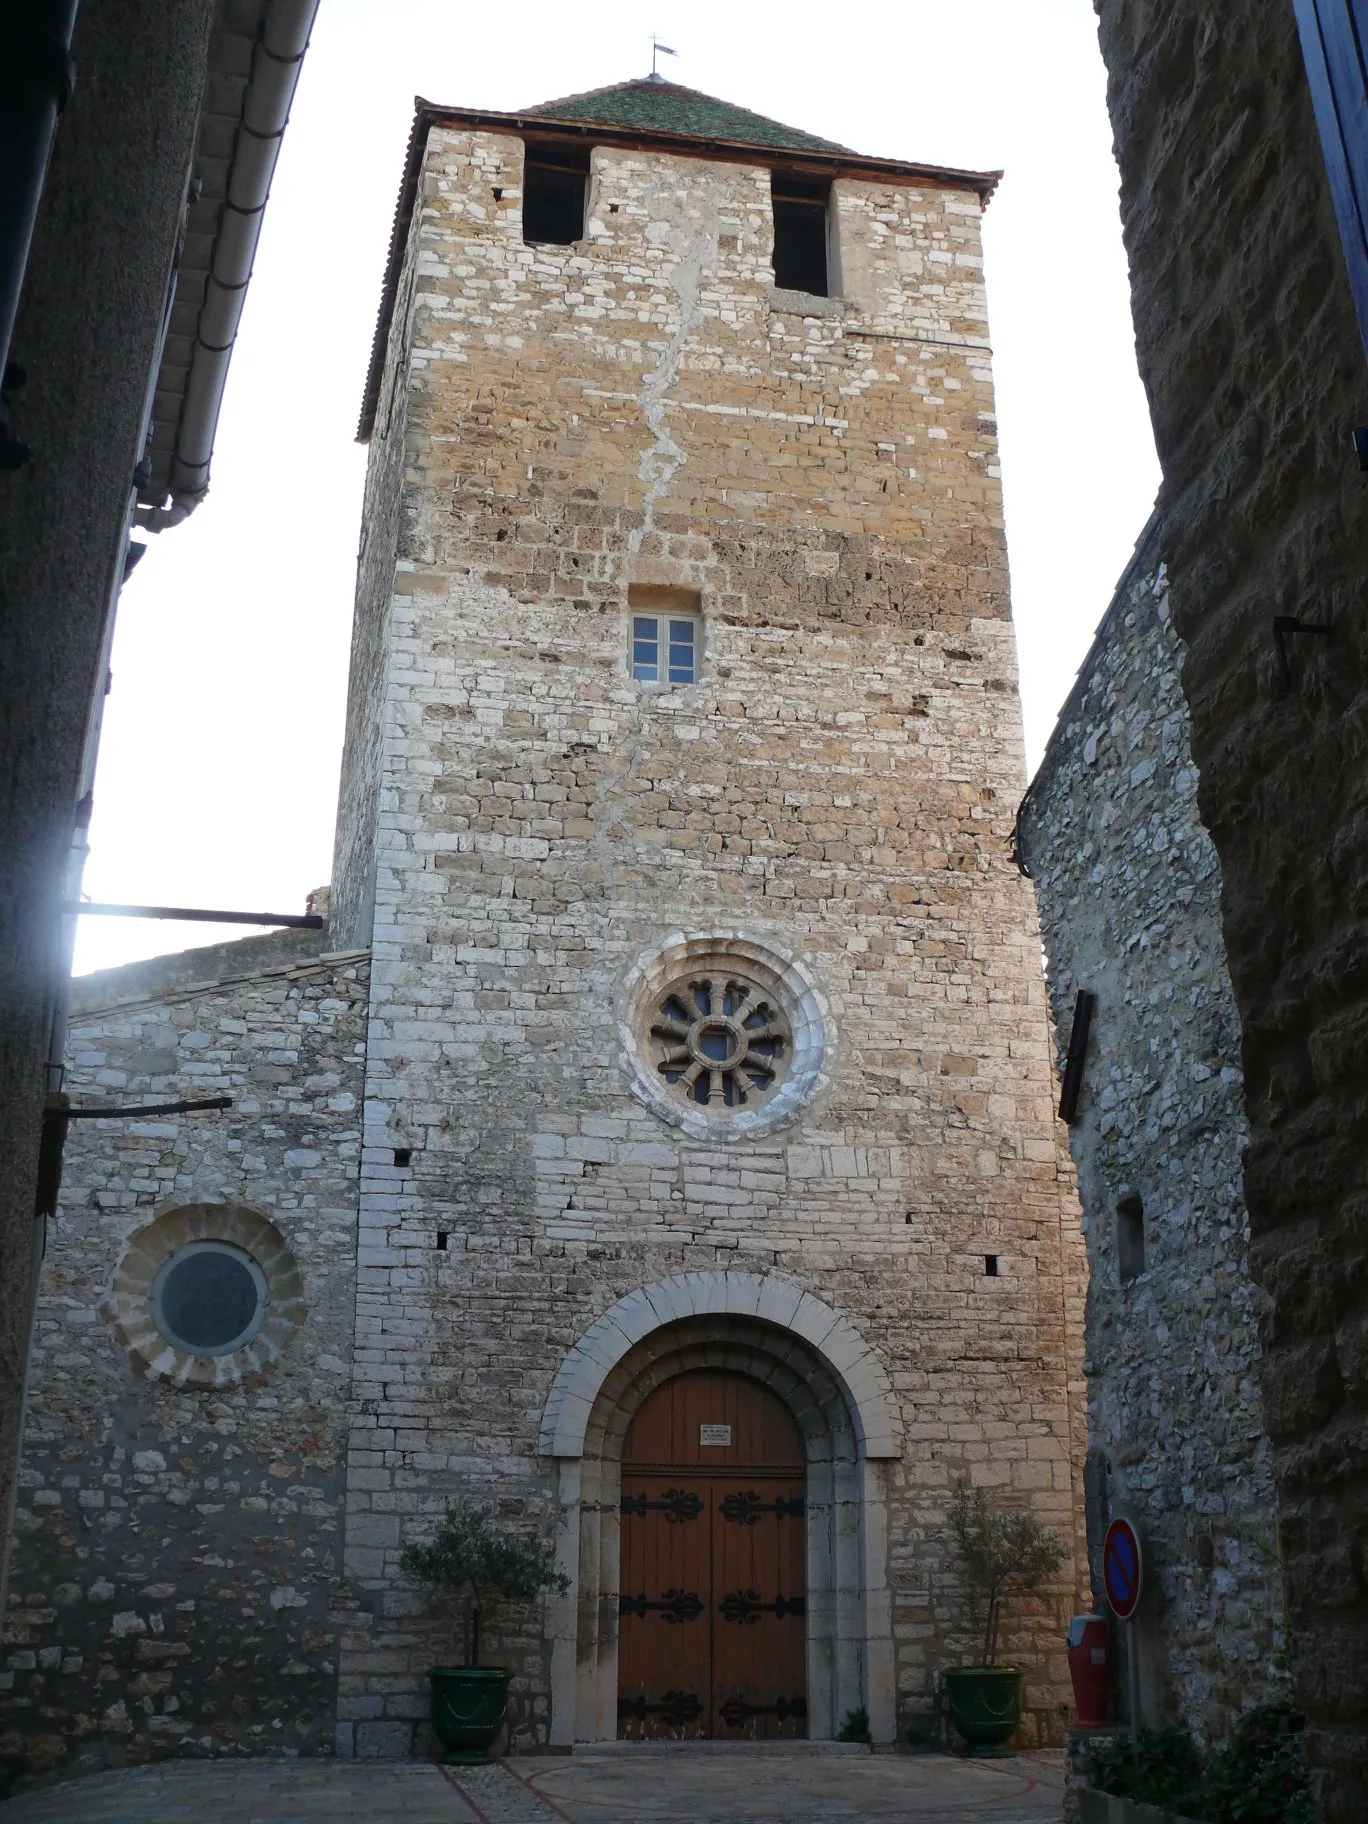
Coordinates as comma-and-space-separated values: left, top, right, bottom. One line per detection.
393, 1148, 412, 1168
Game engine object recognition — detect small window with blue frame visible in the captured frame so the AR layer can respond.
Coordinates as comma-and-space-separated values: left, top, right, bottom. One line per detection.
628, 590, 701, 686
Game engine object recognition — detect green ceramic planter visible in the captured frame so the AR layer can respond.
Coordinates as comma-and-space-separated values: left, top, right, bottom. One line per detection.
428, 1665, 511, 1761
943, 1665, 1022, 1757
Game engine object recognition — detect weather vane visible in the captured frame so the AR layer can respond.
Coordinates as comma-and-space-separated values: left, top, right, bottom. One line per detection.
650, 38, 678, 81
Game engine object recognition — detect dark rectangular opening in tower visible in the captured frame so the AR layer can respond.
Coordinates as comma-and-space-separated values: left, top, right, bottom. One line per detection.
1117, 1196, 1145, 1282
771, 173, 831, 296
523, 142, 589, 245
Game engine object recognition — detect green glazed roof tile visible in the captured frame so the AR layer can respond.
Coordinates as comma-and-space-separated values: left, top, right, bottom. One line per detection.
522, 77, 851, 155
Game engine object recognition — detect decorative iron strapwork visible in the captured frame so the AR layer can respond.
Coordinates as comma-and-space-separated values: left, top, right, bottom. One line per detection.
617, 1690, 705, 1727
719, 1589, 805, 1624
620, 1588, 705, 1624
718, 1693, 807, 1728
621, 1488, 704, 1523
718, 1489, 805, 1524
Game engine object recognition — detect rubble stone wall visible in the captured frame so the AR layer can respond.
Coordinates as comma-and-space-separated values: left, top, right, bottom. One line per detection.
0, 933, 368, 1793
1092, 5, 1368, 1812
1019, 522, 1287, 1747
337, 127, 1087, 1753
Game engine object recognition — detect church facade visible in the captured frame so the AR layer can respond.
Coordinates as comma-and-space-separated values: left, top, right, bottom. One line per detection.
0, 80, 1085, 1785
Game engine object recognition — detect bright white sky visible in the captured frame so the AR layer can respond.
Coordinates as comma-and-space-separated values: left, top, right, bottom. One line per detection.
74, 0, 1159, 975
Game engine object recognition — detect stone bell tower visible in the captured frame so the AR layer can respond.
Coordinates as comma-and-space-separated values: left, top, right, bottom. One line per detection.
330, 76, 1085, 1754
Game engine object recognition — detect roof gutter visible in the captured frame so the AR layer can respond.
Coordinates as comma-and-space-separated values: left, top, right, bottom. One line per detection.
136, 0, 319, 532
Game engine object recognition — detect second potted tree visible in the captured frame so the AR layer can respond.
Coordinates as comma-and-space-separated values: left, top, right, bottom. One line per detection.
401, 1498, 568, 1761
943, 1481, 1064, 1757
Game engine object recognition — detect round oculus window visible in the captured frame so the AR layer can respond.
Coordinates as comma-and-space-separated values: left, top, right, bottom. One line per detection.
649, 972, 791, 1110
150, 1241, 269, 1358
622, 932, 834, 1140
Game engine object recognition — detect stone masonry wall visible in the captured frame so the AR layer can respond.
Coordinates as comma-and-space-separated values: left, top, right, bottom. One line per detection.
1092, 4, 1368, 1812
0, 931, 368, 1794
1019, 521, 1287, 1747
335, 125, 1087, 1753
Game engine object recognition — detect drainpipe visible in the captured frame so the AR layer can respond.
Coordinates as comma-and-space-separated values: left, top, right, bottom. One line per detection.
0, 1, 79, 465
136, 0, 320, 531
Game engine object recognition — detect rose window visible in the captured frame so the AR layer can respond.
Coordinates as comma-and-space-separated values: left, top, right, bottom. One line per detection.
649, 974, 791, 1109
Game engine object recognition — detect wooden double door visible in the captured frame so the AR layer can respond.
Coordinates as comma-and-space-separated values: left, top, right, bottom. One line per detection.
617, 1370, 807, 1740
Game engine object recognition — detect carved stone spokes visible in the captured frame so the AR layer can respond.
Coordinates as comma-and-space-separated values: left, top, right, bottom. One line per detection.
719, 1588, 805, 1624
620, 1588, 705, 1624
718, 1693, 807, 1728
621, 1487, 704, 1523
618, 1689, 704, 1726
718, 1489, 805, 1525
650, 973, 791, 1111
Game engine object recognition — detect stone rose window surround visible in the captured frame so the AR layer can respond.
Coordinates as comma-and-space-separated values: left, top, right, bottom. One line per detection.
621, 931, 834, 1140
103, 1202, 304, 1387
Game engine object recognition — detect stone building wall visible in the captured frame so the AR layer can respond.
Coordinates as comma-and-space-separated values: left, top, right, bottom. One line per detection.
0, 931, 369, 1794
1019, 520, 1287, 1748
334, 121, 1087, 1754
1092, 5, 1368, 1813
0, 0, 218, 1623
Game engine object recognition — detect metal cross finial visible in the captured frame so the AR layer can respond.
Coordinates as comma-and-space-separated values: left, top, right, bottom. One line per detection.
650, 37, 678, 81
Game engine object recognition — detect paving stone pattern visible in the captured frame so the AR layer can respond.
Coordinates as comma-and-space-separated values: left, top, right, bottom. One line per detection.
0, 1750, 1066, 1822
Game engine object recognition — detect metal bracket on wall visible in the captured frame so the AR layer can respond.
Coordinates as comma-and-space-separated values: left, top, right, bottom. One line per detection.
1273, 615, 1332, 696
64, 903, 323, 929
1009, 788, 1034, 878
35, 1095, 232, 1222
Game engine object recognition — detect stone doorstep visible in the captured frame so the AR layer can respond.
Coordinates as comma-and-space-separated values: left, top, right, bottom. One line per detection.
564, 1740, 874, 1755
1077, 1786, 1206, 1824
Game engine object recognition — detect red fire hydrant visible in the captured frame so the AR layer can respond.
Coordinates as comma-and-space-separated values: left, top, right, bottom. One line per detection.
1067, 1614, 1109, 1725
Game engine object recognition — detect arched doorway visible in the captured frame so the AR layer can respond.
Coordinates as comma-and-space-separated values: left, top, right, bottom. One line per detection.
539, 1272, 903, 1744
618, 1370, 807, 1740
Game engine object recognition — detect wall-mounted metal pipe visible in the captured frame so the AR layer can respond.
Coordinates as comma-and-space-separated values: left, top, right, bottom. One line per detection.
136, 0, 320, 532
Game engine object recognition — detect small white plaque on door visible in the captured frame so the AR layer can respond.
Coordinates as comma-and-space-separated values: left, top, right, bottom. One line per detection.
699, 1423, 732, 1446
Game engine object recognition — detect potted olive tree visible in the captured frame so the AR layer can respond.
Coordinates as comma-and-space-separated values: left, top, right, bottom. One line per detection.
401, 1498, 568, 1761
943, 1481, 1065, 1757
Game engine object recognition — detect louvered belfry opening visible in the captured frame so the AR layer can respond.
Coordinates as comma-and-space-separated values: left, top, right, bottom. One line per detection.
617, 1370, 808, 1739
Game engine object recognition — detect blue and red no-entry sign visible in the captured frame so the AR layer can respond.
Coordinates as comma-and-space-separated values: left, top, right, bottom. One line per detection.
1104, 1517, 1143, 1620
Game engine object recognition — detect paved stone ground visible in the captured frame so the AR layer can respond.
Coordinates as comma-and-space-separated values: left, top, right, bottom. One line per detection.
0, 1747, 1066, 1823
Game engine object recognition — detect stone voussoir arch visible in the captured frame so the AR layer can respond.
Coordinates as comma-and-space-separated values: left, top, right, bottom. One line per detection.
538, 1269, 902, 1460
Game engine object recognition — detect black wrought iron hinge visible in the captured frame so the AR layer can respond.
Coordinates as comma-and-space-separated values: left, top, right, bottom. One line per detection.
619, 1589, 704, 1624
718, 1490, 805, 1523
719, 1589, 805, 1623
621, 1489, 703, 1523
